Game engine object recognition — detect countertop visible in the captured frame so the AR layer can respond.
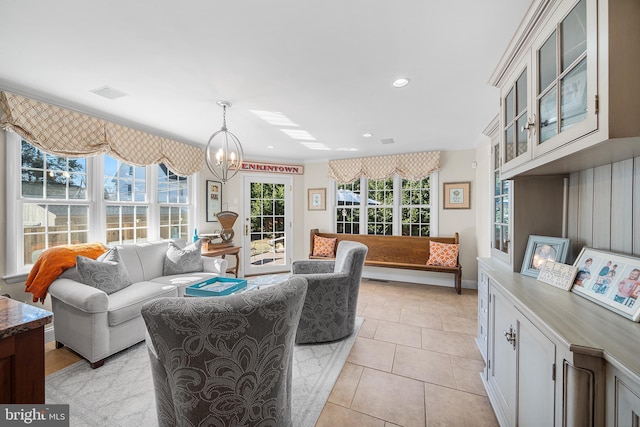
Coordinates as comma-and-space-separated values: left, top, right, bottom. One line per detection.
0, 296, 52, 340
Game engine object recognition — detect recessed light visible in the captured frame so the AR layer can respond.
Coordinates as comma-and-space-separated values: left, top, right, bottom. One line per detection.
90, 86, 128, 100
362, 133, 373, 138
266, 145, 275, 149
392, 78, 410, 88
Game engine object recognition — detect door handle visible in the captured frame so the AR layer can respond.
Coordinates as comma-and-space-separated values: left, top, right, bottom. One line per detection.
245, 225, 248, 236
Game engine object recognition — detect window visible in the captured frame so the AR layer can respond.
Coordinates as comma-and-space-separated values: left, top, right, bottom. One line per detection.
336, 180, 361, 234
158, 165, 190, 240
335, 174, 436, 236
493, 143, 510, 257
6, 134, 194, 276
401, 177, 431, 236
104, 156, 148, 245
20, 140, 90, 264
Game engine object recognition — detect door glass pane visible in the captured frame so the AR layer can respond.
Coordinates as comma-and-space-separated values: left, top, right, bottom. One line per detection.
505, 124, 515, 162
561, 0, 586, 72
249, 182, 286, 267
539, 87, 558, 143
539, 31, 557, 92
516, 115, 528, 156
516, 70, 527, 115
561, 59, 588, 132
505, 88, 514, 124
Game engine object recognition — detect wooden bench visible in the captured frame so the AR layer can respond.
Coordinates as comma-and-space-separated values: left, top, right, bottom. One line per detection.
309, 229, 463, 294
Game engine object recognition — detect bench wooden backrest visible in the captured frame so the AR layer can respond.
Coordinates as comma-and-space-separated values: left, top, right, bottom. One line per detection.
309, 229, 459, 266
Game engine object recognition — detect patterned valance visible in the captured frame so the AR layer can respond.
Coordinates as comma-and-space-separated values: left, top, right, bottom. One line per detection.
328, 151, 440, 183
0, 91, 204, 176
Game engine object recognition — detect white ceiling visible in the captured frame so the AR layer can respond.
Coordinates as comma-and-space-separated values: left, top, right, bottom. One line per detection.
0, 0, 531, 164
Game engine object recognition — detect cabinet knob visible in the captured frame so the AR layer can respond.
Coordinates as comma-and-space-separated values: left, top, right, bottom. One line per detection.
504, 326, 517, 350
520, 115, 536, 135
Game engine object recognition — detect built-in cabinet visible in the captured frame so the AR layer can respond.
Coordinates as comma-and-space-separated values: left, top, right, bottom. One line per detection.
481, 0, 640, 425
478, 258, 640, 427
491, 0, 640, 179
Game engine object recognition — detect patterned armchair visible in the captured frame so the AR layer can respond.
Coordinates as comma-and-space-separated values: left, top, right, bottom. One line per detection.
141, 277, 308, 427
292, 240, 368, 344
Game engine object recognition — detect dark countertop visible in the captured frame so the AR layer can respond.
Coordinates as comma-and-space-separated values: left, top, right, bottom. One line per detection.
0, 296, 52, 340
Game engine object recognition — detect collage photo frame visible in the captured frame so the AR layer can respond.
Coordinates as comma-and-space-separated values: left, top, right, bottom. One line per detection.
571, 247, 640, 322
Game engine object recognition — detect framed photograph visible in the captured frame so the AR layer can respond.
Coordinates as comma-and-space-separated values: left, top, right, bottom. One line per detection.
206, 180, 222, 222
571, 247, 640, 322
443, 182, 470, 209
308, 188, 326, 211
521, 235, 570, 278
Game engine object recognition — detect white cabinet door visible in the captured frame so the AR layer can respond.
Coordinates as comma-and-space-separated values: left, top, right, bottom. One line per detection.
615, 378, 640, 427
517, 311, 556, 427
488, 284, 518, 426
487, 284, 557, 427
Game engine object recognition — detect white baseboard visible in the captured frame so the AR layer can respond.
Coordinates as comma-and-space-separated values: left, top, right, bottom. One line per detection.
45, 324, 55, 343
361, 265, 477, 290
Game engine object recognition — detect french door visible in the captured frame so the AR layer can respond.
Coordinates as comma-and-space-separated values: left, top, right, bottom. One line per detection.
242, 175, 292, 276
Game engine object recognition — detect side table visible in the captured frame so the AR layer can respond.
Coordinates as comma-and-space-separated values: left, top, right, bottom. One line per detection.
0, 296, 52, 403
202, 246, 241, 277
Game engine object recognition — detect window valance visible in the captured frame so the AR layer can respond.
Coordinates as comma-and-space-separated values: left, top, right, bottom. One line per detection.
0, 91, 204, 176
328, 151, 440, 183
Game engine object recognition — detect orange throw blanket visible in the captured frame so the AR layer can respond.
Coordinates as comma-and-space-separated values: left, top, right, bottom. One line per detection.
25, 242, 108, 303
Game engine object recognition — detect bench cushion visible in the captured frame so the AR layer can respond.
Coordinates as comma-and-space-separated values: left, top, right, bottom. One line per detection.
426, 241, 459, 267
312, 235, 337, 257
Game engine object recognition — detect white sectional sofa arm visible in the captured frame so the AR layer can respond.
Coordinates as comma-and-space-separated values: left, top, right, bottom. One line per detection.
202, 256, 228, 275
48, 278, 109, 313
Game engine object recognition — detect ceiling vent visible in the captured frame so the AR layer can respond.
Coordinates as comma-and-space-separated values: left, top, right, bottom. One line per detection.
380, 138, 395, 145
90, 86, 128, 100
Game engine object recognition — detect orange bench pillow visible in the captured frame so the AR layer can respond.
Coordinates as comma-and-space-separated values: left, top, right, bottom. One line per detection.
312, 235, 337, 258
426, 241, 459, 267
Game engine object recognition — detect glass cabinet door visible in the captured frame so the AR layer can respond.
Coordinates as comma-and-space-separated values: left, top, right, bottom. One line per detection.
533, 0, 597, 155
500, 54, 532, 171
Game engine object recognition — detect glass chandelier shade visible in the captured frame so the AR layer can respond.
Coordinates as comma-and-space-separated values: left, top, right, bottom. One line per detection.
205, 101, 244, 183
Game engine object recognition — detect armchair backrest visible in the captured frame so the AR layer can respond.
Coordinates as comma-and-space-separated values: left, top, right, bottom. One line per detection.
334, 240, 368, 276
334, 240, 368, 329
141, 277, 308, 427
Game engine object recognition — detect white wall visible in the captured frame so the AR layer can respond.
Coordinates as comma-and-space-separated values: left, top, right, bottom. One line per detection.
438, 150, 479, 283
475, 136, 492, 260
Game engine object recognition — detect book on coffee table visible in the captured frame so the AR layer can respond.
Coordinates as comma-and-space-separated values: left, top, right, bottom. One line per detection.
185, 277, 248, 297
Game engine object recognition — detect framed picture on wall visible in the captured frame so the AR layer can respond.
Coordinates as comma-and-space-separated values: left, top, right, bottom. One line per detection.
520, 235, 570, 278
443, 182, 470, 209
571, 247, 640, 322
308, 188, 326, 211
206, 180, 222, 222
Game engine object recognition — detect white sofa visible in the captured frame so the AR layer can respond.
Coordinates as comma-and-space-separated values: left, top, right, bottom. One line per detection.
48, 240, 228, 368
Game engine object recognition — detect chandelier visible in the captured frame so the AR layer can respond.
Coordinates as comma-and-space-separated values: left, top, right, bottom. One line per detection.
205, 100, 244, 183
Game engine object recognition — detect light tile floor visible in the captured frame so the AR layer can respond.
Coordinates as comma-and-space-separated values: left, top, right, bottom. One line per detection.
315, 279, 498, 427
44, 278, 498, 426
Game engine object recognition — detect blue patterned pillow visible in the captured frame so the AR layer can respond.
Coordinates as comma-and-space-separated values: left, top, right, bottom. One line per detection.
163, 239, 204, 275
76, 248, 132, 294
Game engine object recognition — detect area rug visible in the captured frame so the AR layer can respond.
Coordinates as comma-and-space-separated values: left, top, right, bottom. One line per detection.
46, 317, 362, 427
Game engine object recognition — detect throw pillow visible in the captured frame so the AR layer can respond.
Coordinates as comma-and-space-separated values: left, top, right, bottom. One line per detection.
76, 248, 132, 294
426, 241, 459, 267
312, 235, 337, 258
164, 239, 204, 275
